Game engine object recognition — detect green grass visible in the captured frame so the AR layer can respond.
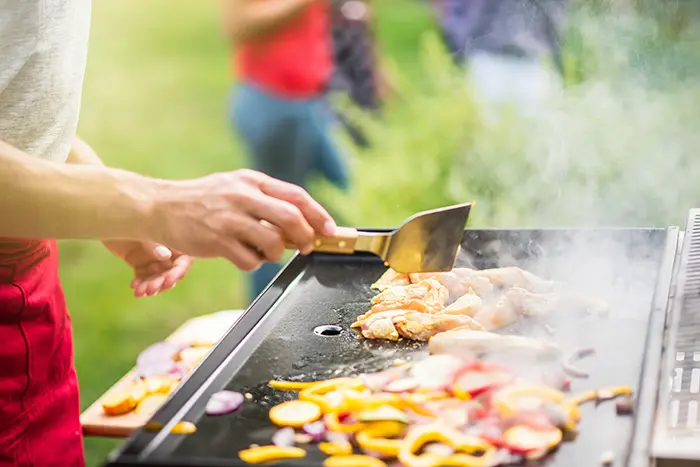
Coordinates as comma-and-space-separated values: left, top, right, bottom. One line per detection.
68, 1, 432, 465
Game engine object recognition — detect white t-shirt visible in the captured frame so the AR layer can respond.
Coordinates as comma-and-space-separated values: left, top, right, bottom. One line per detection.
0, 0, 91, 162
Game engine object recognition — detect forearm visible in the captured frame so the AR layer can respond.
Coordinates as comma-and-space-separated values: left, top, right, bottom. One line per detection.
0, 140, 161, 241
223, 0, 314, 43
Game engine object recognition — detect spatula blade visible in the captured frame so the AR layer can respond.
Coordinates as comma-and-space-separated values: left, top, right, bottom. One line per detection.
384, 202, 473, 273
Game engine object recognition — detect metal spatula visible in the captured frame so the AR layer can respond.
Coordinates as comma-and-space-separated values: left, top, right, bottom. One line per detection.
290, 202, 473, 273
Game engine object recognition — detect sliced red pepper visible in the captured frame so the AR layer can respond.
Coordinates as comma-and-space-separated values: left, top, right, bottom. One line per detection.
452, 368, 514, 399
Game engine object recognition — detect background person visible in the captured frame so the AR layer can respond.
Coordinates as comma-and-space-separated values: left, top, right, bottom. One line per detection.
224, 0, 350, 301
431, 0, 568, 114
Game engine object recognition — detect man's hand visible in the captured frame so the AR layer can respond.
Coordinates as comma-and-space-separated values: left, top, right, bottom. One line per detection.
103, 240, 194, 297
151, 169, 336, 272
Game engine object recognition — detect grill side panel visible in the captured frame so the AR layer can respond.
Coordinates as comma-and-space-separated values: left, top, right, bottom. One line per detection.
653, 209, 700, 463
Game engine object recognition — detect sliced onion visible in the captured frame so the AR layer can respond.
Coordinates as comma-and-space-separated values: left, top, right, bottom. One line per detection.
561, 347, 595, 379
136, 341, 183, 378
302, 420, 326, 442
360, 367, 406, 392
271, 427, 295, 447
384, 378, 419, 393
167, 362, 190, 380
137, 341, 181, 366
205, 390, 244, 416
325, 431, 350, 443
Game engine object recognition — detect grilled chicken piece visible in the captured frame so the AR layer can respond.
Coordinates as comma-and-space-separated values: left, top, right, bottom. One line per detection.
371, 268, 410, 291
409, 269, 494, 301
440, 292, 482, 317
473, 290, 524, 330
370, 279, 448, 310
393, 311, 485, 341
428, 329, 559, 359
353, 309, 485, 341
357, 298, 436, 322
471, 267, 561, 293
353, 310, 404, 341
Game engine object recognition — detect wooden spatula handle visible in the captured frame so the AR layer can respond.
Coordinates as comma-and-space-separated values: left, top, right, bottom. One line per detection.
285, 227, 358, 254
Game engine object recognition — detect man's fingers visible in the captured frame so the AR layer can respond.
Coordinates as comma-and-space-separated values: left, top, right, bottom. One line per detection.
231, 218, 285, 263
258, 176, 337, 236
222, 238, 264, 272
245, 195, 316, 254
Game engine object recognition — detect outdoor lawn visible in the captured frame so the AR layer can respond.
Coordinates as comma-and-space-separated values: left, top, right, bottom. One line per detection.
66, 1, 700, 465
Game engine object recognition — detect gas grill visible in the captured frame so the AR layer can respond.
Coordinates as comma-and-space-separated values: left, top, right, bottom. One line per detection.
105, 209, 700, 467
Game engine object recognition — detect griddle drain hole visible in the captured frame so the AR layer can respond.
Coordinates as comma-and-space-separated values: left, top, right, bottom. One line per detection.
314, 325, 343, 337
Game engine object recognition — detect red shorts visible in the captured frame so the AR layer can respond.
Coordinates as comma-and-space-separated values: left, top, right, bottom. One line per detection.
0, 239, 84, 466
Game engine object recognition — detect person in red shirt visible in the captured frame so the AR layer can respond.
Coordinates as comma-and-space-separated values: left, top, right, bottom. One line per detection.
224, 0, 350, 301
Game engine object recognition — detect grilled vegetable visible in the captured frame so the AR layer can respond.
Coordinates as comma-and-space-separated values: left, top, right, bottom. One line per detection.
269, 380, 320, 391
561, 347, 595, 378
302, 420, 327, 442
356, 421, 405, 457
269, 400, 322, 428
238, 445, 306, 464
170, 421, 197, 434
324, 412, 366, 433
356, 405, 410, 424
135, 394, 168, 417
502, 425, 562, 454
323, 455, 388, 467
271, 427, 295, 447
205, 390, 244, 416
319, 441, 353, 456
102, 380, 148, 416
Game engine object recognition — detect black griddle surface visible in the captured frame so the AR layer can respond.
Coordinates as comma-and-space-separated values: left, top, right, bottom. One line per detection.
109, 229, 674, 467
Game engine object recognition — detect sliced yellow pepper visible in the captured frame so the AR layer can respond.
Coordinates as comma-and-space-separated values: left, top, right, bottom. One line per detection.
567, 386, 633, 406
324, 412, 366, 433
299, 378, 364, 412
355, 421, 406, 457
170, 421, 197, 435
493, 385, 565, 417
398, 424, 494, 467
238, 445, 306, 464
319, 441, 353, 456
323, 455, 388, 467
441, 452, 497, 467
269, 380, 321, 391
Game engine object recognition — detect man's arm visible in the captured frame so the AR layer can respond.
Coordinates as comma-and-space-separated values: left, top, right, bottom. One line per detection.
223, 0, 316, 43
67, 137, 105, 167
0, 139, 157, 241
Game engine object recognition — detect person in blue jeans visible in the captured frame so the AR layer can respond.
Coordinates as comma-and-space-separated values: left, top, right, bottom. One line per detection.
225, 0, 349, 303
431, 0, 567, 114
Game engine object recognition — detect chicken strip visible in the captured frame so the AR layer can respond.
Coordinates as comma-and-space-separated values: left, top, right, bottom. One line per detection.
440, 292, 483, 317
472, 289, 524, 330
428, 329, 559, 359
471, 267, 562, 293
356, 298, 436, 322
370, 278, 448, 311
409, 269, 494, 300
352, 310, 405, 341
393, 311, 485, 341
371, 268, 410, 291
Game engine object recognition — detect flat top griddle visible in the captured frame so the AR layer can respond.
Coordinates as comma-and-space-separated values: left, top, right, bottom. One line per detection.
106, 228, 677, 467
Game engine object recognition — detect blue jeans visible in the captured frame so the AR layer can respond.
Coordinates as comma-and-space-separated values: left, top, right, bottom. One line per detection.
229, 82, 350, 302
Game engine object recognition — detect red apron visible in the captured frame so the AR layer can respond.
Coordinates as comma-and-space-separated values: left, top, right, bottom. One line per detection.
0, 239, 84, 467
